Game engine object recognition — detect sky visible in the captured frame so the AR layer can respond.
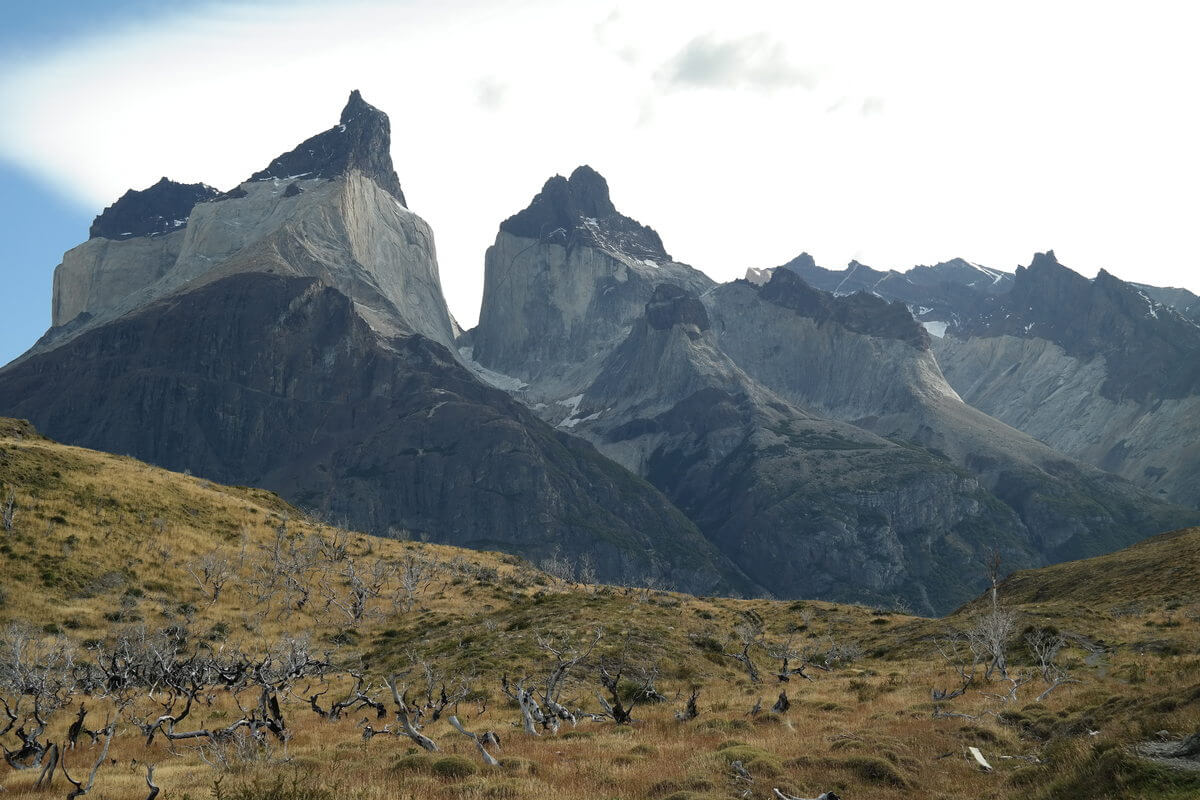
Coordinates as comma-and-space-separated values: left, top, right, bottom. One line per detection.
2, 0, 1199, 365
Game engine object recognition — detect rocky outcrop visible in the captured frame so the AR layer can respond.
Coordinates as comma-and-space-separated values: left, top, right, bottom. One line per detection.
470, 166, 712, 400
757, 268, 930, 347
0, 273, 748, 595
41, 91, 455, 355
89, 177, 219, 240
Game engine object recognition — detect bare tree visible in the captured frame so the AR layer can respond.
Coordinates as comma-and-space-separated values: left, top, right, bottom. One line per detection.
382, 675, 438, 751
397, 554, 435, 612
62, 721, 114, 799
723, 616, 764, 684
1, 489, 14, 532
448, 715, 501, 766
1025, 629, 1078, 702
539, 547, 575, 586
185, 552, 232, 605
675, 688, 700, 721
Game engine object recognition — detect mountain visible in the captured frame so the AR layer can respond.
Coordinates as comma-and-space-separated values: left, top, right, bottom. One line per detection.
467, 165, 713, 400
0, 94, 749, 595
931, 253, 1200, 508
40, 90, 455, 359
706, 268, 1194, 557
750, 253, 1014, 329
467, 171, 1197, 613
763, 250, 1200, 508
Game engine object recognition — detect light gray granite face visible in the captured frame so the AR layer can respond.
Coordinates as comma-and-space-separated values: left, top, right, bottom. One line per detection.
43, 171, 456, 357
936, 334, 1200, 508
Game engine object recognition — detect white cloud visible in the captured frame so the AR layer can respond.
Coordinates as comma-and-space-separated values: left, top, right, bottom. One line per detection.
656, 33, 816, 92
1, 0, 1198, 330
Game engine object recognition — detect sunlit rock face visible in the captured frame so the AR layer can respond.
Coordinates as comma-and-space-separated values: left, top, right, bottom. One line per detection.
470, 165, 713, 401
43, 91, 454, 356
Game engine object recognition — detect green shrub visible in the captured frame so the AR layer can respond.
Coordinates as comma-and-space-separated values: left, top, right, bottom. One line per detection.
716, 744, 782, 776
432, 755, 479, 779
839, 755, 910, 788
391, 753, 432, 773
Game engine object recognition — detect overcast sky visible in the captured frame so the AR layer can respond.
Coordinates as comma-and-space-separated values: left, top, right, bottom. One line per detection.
2, 0, 1199, 364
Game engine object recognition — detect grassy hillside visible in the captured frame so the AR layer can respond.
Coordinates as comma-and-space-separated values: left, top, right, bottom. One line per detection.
0, 418, 1197, 800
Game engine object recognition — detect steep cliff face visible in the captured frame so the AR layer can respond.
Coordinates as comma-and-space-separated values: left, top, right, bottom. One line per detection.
559, 284, 1039, 614
0, 273, 747, 595
759, 250, 1200, 508
934, 334, 1200, 507
704, 271, 1198, 561
41, 91, 454, 355
470, 166, 713, 400
925, 253, 1200, 506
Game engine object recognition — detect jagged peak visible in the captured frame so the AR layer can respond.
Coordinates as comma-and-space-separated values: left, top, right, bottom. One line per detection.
781, 252, 817, 271
758, 267, 929, 348
499, 165, 669, 261
89, 178, 220, 241
645, 284, 710, 336
340, 89, 374, 124
1015, 251, 1088, 291
248, 89, 407, 206
759, 265, 826, 315
1027, 250, 1061, 270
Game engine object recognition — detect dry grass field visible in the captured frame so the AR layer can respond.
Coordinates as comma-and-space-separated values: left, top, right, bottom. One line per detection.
0, 417, 1197, 800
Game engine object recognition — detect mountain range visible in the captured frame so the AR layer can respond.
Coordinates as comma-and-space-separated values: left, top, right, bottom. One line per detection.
2, 91, 1196, 614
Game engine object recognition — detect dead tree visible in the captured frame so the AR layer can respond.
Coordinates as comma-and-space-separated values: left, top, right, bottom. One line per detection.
67, 704, 94, 748
1, 489, 14, 531
675, 689, 699, 721
144, 764, 160, 800
772, 790, 842, 800
384, 675, 438, 751
185, 552, 232, 605
307, 671, 387, 721
34, 741, 58, 788
932, 634, 977, 703
723, 616, 764, 684
972, 551, 1015, 681
448, 715, 501, 766
398, 554, 435, 612
62, 722, 114, 799
501, 676, 545, 735
1025, 629, 1079, 702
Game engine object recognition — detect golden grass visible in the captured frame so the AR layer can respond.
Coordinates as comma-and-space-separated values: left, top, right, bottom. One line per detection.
0, 417, 1198, 800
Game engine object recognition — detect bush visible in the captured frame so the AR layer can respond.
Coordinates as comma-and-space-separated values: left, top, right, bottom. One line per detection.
391, 753, 432, 773
432, 755, 479, 779
716, 744, 782, 777
839, 755, 910, 788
